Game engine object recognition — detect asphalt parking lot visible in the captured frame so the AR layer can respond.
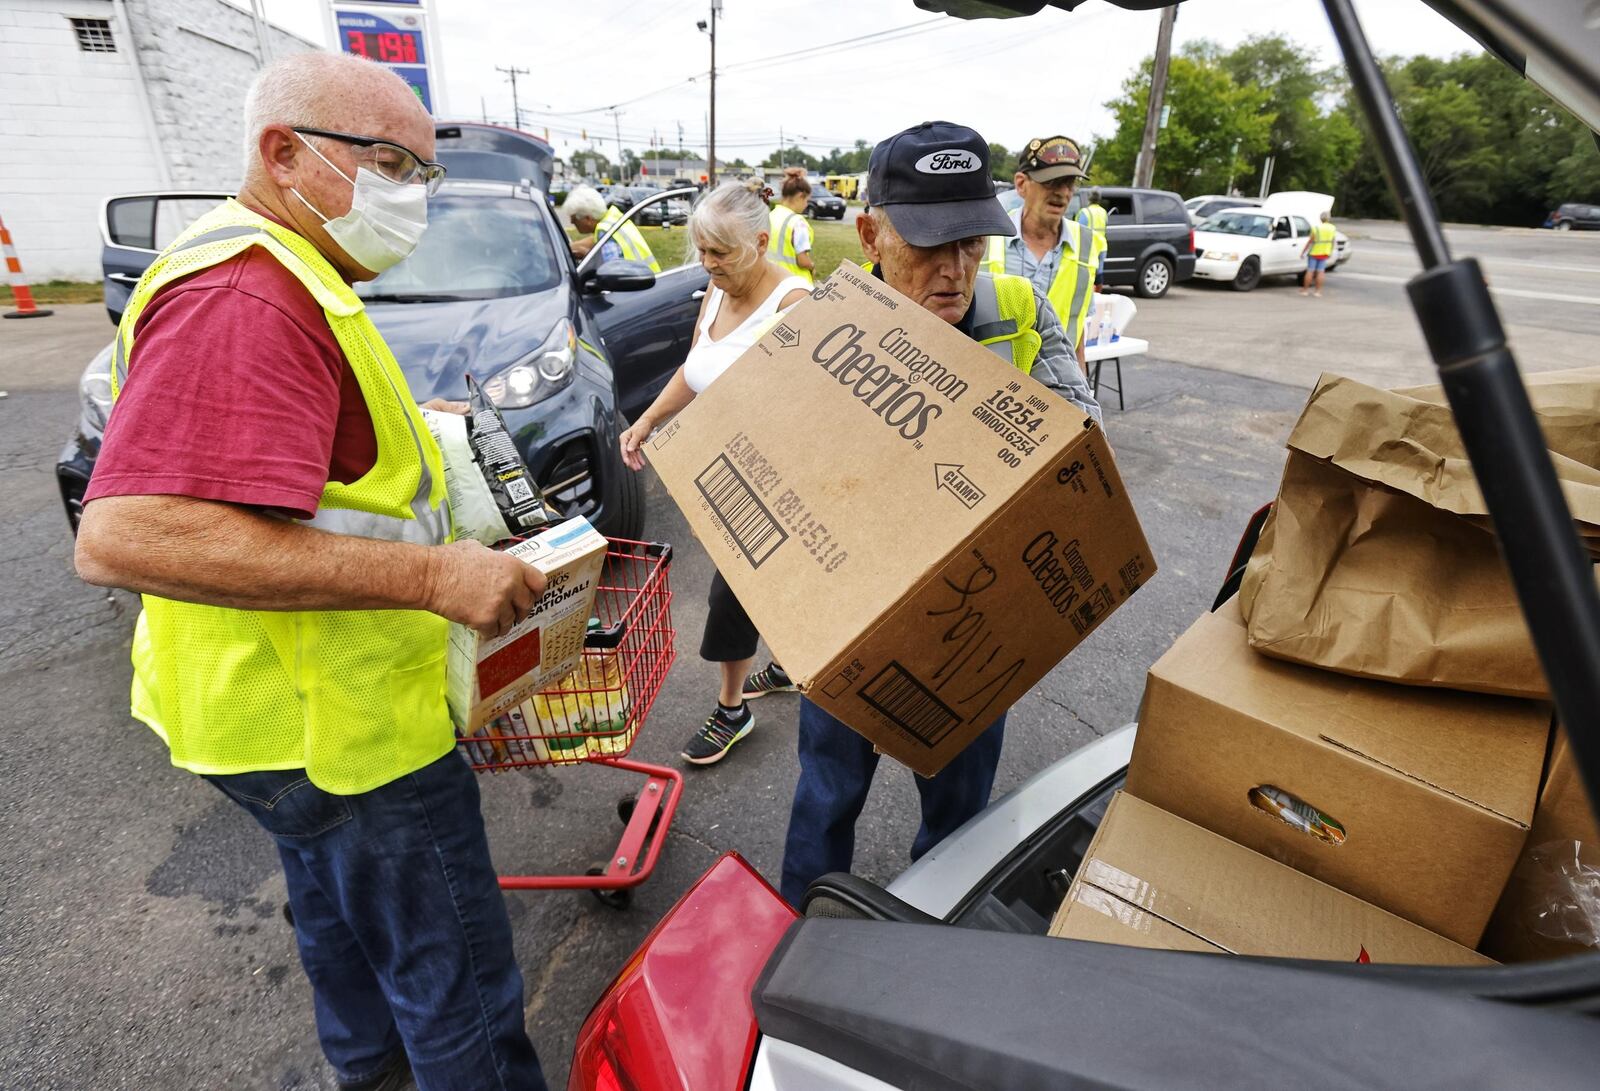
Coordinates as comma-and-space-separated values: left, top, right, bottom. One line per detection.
1, 221, 1596, 1089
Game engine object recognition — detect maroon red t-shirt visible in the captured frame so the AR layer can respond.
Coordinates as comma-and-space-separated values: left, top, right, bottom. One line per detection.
85, 243, 379, 520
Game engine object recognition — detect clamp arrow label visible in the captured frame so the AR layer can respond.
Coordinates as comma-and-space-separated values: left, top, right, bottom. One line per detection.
934, 463, 985, 510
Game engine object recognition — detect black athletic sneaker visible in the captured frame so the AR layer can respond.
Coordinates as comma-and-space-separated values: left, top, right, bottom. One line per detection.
681, 705, 754, 765
742, 662, 797, 700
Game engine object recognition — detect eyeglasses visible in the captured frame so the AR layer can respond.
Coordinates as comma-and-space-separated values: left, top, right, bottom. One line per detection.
293, 127, 448, 195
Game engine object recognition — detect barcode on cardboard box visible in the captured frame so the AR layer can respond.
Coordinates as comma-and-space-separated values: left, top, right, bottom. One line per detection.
696, 454, 787, 568
859, 662, 962, 748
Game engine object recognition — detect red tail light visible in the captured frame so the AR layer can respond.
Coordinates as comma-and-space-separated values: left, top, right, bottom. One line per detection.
568, 853, 798, 1091
1187, 228, 1195, 254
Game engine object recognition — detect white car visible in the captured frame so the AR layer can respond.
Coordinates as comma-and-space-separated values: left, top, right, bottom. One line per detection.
1183, 193, 1260, 223
1192, 192, 1351, 291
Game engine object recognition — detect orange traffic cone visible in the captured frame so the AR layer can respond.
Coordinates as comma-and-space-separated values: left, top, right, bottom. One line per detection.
2, 214, 53, 319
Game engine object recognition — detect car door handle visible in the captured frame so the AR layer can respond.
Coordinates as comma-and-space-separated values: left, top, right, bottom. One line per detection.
108, 273, 141, 284
691, 289, 706, 300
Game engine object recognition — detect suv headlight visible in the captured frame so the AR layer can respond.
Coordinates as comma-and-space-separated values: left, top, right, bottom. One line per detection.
79, 344, 115, 433
481, 320, 577, 410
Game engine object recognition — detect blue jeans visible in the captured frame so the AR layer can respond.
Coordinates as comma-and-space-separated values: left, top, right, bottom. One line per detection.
779, 698, 1005, 906
205, 751, 546, 1091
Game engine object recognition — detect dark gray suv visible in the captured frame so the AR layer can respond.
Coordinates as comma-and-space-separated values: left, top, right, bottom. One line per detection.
1068, 186, 1196, 299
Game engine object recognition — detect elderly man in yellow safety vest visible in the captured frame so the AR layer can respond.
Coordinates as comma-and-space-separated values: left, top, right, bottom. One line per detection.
779, 121, 1100, 908
564, 184, 662, 272
74, 50, 549, 1091
983, 135, 1105, 368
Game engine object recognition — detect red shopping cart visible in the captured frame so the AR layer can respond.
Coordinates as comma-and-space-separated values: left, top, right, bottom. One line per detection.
457, 538, 679, 909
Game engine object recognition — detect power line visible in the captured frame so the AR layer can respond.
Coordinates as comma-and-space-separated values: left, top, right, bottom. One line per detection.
530, 15, 953, 118
716, 16, 950, 76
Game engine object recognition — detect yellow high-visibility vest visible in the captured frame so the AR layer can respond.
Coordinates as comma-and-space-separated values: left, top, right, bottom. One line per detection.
984, 217, 1102, 350
1077, 202, 1108, 250
768, 205, 811, 283
1309, 221, 1337, 258
109, 199, 456, 795
596, 206, 662, 273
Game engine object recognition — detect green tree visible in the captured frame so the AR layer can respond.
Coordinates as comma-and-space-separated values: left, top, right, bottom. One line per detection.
988, 142, 1015, 182
1218, 35, 1359, 195
1331, 52, 1596, 224
1094, 51, 1274, 194
765, 146, 822, 171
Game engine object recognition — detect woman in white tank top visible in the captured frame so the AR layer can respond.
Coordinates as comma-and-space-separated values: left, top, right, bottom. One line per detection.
619, 182, 811, 765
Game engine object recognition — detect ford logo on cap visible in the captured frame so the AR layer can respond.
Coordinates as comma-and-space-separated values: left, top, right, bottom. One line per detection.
914, 149, 980, 174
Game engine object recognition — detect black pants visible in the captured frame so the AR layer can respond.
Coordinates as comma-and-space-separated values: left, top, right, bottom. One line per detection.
700, 571, 760, 663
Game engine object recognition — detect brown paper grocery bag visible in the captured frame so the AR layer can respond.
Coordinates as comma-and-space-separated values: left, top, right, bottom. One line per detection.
1240, 371, 1600, 699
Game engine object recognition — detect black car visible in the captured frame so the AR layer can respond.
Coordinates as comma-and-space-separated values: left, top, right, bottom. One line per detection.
600, 185, 638, 213
1548, 202, 1600, 230
1067, 186, 1196, 299
57, 181, 710, 541
629, 188, 690, 227
805, 188, 847, 219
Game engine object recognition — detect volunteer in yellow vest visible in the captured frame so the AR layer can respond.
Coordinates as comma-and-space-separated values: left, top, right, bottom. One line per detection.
767, 168, 816, 284
982, 135, 1104, 368
779, 122, 1100, 907
563, 184, 661, 272
73, 51, 549, 1091
1301, 209, 1338, 297
1076, 186, 1109, 286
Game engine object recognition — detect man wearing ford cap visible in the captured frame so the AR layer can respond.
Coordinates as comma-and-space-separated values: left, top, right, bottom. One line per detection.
778, 121, 1100, 908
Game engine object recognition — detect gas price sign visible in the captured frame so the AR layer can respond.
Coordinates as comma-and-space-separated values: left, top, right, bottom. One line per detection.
329, 3, 437, 113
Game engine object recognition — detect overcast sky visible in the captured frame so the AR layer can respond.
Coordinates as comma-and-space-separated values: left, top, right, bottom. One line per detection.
256, 0, 1480, 165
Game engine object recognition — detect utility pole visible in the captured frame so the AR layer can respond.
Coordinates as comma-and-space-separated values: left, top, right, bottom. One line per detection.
496, 65, 529, 131
610, 108, 625, 183
698, 0, 721, 185
780, 124, 785, 169
1133, 6, 1177, 188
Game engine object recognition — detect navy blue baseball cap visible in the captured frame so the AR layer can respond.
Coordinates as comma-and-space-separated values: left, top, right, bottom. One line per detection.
867, 121, 1015, 247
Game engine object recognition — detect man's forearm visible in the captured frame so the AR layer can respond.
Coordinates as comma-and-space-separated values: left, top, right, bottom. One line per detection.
76, 495, 439, 612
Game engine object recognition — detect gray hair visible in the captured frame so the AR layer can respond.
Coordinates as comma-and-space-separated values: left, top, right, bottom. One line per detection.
241, 51, 411, 180
689, 181, 770, 264
563, 185, 608, 224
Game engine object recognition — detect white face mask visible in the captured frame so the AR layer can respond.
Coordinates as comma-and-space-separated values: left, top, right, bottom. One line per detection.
292, 132, 428, 273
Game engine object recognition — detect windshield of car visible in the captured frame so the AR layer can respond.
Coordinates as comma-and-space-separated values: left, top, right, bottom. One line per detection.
1202, 210, 1272, 237
356, 195, 563, 303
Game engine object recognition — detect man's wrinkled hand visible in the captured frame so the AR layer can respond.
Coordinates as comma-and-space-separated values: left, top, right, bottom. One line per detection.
421, 398, 470, 415
424, 540, 547, 637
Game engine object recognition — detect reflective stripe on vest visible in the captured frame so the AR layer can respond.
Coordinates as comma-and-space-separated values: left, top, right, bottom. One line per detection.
768, 206, 811, 283
984, 220, 1097, 349
1310, 221, 1337, 258
596, 207, 662, 273
969, 272, 1041, 374
110, 199, 455, 794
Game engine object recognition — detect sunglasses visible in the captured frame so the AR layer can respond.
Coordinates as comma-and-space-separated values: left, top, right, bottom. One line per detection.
294, 127, 448, 195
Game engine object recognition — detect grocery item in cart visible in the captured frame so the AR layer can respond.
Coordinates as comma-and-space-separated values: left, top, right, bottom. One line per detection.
534, 618, 635, 760
447, 517, 608, 736
466, 374, 561, 536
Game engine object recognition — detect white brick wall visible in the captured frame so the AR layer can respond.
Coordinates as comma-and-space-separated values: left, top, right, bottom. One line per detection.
0, 0, 317, 281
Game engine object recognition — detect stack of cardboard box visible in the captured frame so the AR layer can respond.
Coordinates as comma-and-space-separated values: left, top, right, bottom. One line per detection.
1050, 372, 1600, 965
